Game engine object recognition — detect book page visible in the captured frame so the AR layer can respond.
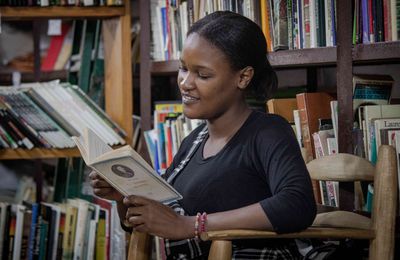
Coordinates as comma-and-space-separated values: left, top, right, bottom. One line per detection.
71, 135, 89, 165
85, 128, 113, 163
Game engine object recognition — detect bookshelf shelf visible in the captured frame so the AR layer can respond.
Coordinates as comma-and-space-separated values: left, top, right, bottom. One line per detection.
148, 41, 400, 76
0, 148, 81, 160
1, 6, 126, 20
269, 47, 337, 68
151, 60, 180, 75
0, 70, 68, 84
1, 0, 133, 156
353, 41, 400, 64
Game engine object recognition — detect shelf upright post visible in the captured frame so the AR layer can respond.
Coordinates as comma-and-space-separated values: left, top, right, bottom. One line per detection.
139, 0, 152, 131
336, 0, 355, 211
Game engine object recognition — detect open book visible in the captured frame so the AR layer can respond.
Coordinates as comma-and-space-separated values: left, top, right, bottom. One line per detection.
72, 128, 182, 203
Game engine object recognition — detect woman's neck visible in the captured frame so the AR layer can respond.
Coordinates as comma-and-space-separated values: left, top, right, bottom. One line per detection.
206, 105, 252, 142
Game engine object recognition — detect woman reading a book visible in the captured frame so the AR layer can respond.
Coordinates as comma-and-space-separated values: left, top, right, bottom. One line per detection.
90, 11, 316, 259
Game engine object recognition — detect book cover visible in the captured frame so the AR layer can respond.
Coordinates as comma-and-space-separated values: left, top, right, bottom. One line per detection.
267, 98, 298, 123
297, 92, 334, 204
353, 74, 393, 116
41, 23, 71, 71
72, 128, 182, 203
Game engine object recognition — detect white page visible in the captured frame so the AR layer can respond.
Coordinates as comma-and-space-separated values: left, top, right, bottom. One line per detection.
85, 128, 112, 163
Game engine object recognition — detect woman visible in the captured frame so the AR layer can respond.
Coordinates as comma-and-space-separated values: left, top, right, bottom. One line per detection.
90, 11, 316, 259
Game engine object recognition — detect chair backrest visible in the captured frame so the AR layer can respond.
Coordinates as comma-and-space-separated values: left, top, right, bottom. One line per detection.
306, 145, 397, 260
306, 153, 375, 182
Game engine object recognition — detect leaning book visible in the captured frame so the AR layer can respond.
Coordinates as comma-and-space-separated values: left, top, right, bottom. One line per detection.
72, 128, 182, 203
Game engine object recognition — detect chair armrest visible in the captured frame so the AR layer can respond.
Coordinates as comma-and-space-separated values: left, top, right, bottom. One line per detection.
128, 232, 152, 260
200, 227, 374, 241
313, 211, 371, 229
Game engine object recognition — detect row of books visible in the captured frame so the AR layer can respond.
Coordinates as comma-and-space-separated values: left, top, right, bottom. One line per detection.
353, 0, 400, 44
0, 0, 123, 6
150, 0, 262, 61
143, 102, 203, 175
150, 0, 400, 61
0, 198, 125, 260
267, 74, 397, 208
0, 80, 126, 149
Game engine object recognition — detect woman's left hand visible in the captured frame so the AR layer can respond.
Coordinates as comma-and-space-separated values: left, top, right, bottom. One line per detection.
123, 195, 194, 240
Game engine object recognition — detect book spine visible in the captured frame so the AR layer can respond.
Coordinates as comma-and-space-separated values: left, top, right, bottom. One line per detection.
67, 84, 127, 139
25, 89, 79, 137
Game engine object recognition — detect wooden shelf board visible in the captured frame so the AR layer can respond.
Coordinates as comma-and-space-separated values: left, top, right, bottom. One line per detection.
0, 148, 81, 160
0, 70, 68, 84
150, 48, 338, 74
353, 41, 400, 63
149, 42, 400, 74
151, 60, 180, 75
269, 47, 337, 68
1, 6, 125, 20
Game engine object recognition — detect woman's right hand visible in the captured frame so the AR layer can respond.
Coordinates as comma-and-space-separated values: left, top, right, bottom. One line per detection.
89, 171, 124, 202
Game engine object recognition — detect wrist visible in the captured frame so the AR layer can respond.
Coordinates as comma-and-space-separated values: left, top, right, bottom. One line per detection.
179, 215, 197, 239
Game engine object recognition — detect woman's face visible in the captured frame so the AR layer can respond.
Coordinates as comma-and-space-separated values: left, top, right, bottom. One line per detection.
177, 33, 244, 120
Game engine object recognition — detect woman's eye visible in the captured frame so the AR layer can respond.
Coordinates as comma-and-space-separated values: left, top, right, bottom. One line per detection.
198, 73, 210, 79
179, 66, 187, 72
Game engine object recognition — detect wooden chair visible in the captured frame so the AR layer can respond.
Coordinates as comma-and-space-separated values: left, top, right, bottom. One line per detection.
128, 145, 397, 260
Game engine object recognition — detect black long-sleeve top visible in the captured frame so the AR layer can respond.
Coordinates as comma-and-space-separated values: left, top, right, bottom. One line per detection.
168, 110, 316, 234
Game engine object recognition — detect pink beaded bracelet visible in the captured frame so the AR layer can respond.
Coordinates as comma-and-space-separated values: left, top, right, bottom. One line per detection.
194, 212, 207, 239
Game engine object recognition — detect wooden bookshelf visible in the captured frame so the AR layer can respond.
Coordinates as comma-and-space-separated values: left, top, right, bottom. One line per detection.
151, 60, 180, 75
148, 41, 400, 75
0, 148, 81, 160
1, 6, 125, 20
0, 70, 68, 84
353, 41, 400, 64
0, 0, 133, 158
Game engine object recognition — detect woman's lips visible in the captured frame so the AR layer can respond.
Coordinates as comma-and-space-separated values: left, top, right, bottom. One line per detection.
182, 94, 199, 104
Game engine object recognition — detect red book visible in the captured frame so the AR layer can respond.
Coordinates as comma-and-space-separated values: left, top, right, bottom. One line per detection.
383, 0, 391, 41
41, 23, 71, 71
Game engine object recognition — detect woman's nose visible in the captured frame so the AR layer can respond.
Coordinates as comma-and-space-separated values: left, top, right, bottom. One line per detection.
179, 72, 194, 90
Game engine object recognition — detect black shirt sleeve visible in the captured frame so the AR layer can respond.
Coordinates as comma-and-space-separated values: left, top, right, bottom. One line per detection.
258, 121, 316, 233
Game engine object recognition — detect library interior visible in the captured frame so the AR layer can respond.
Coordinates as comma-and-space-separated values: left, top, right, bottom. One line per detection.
0, 0, 399, 259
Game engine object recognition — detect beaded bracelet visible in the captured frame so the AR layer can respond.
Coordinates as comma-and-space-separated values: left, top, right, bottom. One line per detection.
194, 213, 201, 239
200, 212, 207, 233
194, 212, 208, 239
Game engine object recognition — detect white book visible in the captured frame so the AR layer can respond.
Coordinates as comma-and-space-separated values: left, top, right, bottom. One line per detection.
12, 204, 25, 260
330, 101, 338, 149
293, 110, 302, 147
72, 128, 182, 202
362, 105, 400, 162
0, 202, 8, 259
372, 118, 400, 163
69, 199, 89, 260
309, 0, 317, 48
395, 132, 400, 213
324, 0, 333, 46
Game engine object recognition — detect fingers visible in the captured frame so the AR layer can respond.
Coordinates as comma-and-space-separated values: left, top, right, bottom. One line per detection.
123, 195, 152, 207
93, 187, 115, 197
90, 177, 112, 189
89, 170, 102, 180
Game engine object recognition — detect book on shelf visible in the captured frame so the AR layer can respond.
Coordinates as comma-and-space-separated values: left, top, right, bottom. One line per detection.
72, 128, 182, 203
0, 81, 126, 149
352, 74, 393, 116
296, 92, 335, 204
358, 104, 400, 161
267, 98, 298, 123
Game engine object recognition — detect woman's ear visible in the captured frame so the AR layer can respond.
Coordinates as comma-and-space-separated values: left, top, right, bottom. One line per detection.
237, 66, 254, 90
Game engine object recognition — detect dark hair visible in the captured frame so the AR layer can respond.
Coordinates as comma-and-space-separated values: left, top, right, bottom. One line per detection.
187, 11, 277, 100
